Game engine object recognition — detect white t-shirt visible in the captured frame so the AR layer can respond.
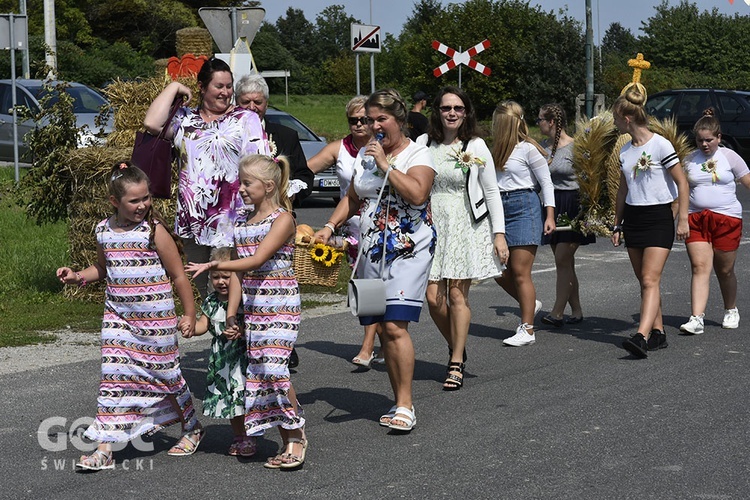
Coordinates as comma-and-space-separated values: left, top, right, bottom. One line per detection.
684, 147, 750, 218
495, 141, 555, 207
619, 133, 680, 206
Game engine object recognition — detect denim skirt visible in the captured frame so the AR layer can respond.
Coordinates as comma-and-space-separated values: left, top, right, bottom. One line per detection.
501, 189, 543, 247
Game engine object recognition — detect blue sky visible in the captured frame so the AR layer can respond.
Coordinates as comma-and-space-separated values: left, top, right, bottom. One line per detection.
258, 0, 745, 44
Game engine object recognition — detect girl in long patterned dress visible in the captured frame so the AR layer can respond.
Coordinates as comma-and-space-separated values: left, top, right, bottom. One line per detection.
56, 162, 201, 472
192, 247, 250, 456
186, 154, 306, 470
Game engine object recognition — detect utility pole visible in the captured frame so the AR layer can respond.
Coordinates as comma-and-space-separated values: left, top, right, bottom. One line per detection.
585, 0, 594, 118
44, 0, 56, 77
19, 0, 29, 78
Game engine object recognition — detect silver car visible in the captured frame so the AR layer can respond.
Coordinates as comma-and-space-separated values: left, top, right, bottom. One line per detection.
0, 79, 113, 162
264, 107, 339, 199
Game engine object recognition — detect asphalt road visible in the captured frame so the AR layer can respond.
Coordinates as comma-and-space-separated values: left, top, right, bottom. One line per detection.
3, 194, 750, 499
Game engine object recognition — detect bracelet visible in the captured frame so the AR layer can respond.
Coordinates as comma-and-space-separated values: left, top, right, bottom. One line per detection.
324, 222, 336, 233
75, 272, 87, 288
611, 224, 622, 233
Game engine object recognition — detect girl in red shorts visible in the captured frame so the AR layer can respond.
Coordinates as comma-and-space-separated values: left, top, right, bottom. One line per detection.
680, 108, 750, 334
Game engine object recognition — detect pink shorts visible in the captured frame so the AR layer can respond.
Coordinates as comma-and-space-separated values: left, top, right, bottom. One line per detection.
686, 210, 742, 251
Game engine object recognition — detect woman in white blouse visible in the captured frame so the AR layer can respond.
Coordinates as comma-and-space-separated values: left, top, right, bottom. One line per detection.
679, 108, 750, 334
491, 100, 556, 347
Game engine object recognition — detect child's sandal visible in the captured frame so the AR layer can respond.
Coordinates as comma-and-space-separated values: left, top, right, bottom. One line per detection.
75, 449, 115, 471
168, 427, 205, 456
228, 436, 244, 456
238, 437, 257, 457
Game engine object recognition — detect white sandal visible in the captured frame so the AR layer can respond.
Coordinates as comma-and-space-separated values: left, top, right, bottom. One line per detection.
379, 405, 398, 427
388, 406, 416, 432
75, 449, 115, 471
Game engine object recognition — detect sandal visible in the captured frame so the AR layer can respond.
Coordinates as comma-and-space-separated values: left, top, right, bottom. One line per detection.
379, 405, 398, 427
264, 452, 285, 469
448, 347, 468, 363
388, 406, 416, 432
352, 351, 375, 369
443, 361, 464, 391
75, 449, 115, 471
238, 436, 257, 457
168, 427, 205, 456
228, 436, 244, 456
541, 314, 564, 328
279, 437, 308, 470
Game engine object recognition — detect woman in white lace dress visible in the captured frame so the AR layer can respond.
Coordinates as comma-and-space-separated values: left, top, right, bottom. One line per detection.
419, 86, 507, 390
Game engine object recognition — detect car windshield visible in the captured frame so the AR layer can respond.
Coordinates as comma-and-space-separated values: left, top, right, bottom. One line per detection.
25, 84, 107, 113
265, 113, 321, 142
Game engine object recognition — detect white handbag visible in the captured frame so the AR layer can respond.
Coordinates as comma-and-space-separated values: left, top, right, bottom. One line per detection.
347, 169, 391, 317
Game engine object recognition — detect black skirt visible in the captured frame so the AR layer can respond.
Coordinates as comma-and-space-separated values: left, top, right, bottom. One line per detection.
622, 202, 674, 249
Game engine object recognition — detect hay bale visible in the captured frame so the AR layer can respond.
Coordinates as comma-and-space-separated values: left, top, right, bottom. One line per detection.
155, 58, 169, 76
62, 146, 179, 300
176, 27, 214, 58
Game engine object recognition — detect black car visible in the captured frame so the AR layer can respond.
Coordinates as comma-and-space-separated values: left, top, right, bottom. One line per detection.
646, 89, 750, 162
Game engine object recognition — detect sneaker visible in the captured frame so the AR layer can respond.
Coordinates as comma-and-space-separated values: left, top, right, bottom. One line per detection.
647, 328, 668, 350
504, 323, 536, 346
622, 333, 648, 358
534, 300, 542, 316
680, 314, 704, 335
722, 308, 740, 329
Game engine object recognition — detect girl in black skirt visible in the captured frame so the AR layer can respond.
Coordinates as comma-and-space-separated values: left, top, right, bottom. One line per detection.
538, 104, 596, 327
611, 85, 690, 358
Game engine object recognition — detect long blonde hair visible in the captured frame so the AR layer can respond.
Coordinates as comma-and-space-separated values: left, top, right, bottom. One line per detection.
238, 154, 293, 212
491, 100, 546, 171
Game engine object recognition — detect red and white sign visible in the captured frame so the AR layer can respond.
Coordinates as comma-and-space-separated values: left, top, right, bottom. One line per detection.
351, 23, 381, 53
432, 39, 491, 77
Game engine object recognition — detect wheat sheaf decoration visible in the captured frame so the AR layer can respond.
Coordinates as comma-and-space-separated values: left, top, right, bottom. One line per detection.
571, 111, 619, 236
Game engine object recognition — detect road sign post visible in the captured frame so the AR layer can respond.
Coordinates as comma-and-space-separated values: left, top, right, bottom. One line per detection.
1, 13, 28, 182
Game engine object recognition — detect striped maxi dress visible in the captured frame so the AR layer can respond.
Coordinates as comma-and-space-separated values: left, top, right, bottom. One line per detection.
234, 208, 305, 436
83, 218, 197, 442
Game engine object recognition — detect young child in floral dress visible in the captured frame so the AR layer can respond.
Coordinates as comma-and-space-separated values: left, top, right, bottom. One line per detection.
193, 247, 251, 456
186, 154, 306, 470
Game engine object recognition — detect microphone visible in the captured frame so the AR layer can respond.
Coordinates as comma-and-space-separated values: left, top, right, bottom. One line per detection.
362, 132, 385, 171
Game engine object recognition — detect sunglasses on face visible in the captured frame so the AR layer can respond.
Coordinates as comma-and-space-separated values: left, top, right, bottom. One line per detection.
439, 105, 466, 113
348, 116, 370, 126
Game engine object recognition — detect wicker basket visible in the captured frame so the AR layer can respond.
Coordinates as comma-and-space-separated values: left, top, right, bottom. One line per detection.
293, 241, 348, 287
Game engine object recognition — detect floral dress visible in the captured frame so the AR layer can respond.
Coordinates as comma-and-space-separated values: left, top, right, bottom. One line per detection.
200, 292, 247, 419
170, 106, 268, 247
234, 208, 304, 435
424, 138, 505, 280
352, 140, 437, 324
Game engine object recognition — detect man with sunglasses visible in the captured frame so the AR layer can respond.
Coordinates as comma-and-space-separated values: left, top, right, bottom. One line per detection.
407, 90, 430, 139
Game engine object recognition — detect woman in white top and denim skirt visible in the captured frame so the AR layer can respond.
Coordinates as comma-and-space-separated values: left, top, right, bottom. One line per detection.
491, 100, 556, 346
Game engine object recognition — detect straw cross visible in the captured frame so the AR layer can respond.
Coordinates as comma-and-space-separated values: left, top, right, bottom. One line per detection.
628, 53, 651, 84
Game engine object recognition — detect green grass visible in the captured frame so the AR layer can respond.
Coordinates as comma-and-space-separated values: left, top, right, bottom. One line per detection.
0, 168, 103, 347
271, 94, 353, 142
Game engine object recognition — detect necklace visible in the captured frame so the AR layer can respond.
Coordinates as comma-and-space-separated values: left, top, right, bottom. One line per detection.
114, 217, 136, 228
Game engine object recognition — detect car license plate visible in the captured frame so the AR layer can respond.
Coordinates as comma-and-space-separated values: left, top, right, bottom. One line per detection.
320, 178, 339, 188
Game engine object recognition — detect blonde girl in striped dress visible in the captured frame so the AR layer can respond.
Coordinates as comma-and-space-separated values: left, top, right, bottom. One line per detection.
186, 154, 307, 471
56, 162, 202, 471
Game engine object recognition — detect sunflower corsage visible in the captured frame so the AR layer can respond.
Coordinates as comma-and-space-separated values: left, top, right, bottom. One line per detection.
310, 243, 344, 267
448, 145, 486, 173
701, 158, 719, 183
633, 151, 652, 179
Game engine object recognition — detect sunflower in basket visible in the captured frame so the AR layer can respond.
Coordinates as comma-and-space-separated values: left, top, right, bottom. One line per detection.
310, 243, 343, 267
